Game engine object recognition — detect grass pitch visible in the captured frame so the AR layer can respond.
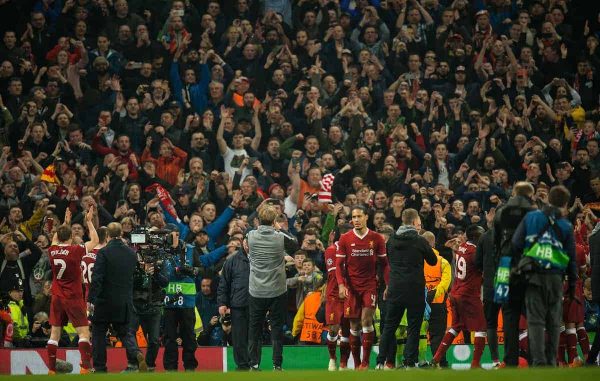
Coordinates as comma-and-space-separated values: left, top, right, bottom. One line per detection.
1, 368, 598, 381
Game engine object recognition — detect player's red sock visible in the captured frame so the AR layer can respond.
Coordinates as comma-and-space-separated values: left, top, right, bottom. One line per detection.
360, 327, 375, 367
47, 340, 58, 372
566, 328, 578, 363
519, 331, 529, 356
558, 330, 566, 364
340, 338, 350, 365
577, 327, 590, 358
327, 333, 338, 360
78, 339, 92, 369
433, 329, 456, 363
349, 330, 361, 367
472, 335, 486, 368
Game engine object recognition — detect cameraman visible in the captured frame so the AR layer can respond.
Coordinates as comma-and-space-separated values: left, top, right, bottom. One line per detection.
217, 237, 250, 370
126, 245, 169, 372
162, 223, 227, 371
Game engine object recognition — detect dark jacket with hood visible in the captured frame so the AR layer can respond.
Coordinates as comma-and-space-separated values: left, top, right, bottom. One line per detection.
385, 225, 437, 304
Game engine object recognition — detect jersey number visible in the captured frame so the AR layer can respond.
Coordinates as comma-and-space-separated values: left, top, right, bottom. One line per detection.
53, 259, 67, 280
456, 256, 467, 280
82, 262, 94, 284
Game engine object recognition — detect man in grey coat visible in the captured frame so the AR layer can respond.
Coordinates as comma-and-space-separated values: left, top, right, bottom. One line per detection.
246, 204, 295, 371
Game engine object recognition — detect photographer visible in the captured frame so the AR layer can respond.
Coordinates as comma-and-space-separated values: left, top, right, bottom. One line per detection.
217, 237, 250, 370
125, 242, 169, 372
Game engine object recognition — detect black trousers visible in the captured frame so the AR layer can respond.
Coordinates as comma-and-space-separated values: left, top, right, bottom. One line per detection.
587, 315, 600, 365
231, 306, 250, 370
378, 300, 424, 366
484, 299, 502, 362
248, 293, 286, 368
502, 278, 527, 366
126, 311, 161, 368
428, 302, 447, 366
92, 320, 139, 372
163, 308, 198, 371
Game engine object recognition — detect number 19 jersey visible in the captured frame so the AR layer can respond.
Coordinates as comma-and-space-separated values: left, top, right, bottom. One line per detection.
452, 241, 482, 299
48, 244, 86, 300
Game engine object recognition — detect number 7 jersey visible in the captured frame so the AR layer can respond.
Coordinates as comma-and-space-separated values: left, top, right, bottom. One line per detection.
48, 244, 86, 300
452, 241, 482, 298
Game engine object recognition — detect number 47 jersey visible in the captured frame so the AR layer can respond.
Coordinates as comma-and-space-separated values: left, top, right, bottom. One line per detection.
452, 241, 482, 299
48, 244, 86, 300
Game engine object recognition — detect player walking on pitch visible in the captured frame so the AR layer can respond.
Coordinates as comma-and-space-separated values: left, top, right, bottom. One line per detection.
325, 224, 352, 371
336, 206, 389, 370
47, 207, 98, 374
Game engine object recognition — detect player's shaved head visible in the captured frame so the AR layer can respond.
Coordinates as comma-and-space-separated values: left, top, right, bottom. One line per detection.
107, 222, 122, 238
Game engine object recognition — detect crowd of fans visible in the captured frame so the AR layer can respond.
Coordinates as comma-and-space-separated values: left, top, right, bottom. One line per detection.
0, 0, 599, 365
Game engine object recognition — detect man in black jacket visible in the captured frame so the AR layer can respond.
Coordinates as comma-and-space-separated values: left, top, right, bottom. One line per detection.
378, 208, 437, 368
493, 182, 535, 366
475, 226, 501, 365
586, 222, 600, 365
88, 222, 146, 372
217, 241, 250, 370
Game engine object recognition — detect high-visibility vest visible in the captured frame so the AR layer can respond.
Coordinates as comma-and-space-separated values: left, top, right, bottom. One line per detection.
300, 291, 324, 344
424, 251, 444, 304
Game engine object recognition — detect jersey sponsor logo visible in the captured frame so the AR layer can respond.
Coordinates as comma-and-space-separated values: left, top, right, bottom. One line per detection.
350, 249, 373, 257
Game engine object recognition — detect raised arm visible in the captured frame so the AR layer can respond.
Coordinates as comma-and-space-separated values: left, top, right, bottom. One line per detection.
250, 104, 262, 151
216, 106, 231, 156
84, 206, 99, 253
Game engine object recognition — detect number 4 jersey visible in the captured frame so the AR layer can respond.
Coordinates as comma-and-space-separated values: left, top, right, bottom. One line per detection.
452, 241, 482, 299
48, 244, 86, 300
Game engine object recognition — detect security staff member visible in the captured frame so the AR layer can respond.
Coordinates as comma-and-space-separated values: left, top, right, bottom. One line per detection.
217, 240, 250, 370
379, 209, 437, 368
89, 223, 144, 372
421, 231, 451, 367
512, 186, 577, 366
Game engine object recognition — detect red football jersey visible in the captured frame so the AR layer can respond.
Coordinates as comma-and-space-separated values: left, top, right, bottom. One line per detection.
48, 244, 86, 300
325, 243, 339, 299
81, 248, 98, 285
452, 241, 482, 298
336, 229, 387, 292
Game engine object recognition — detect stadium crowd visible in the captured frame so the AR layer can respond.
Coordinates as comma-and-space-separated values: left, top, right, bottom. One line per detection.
0, 0, 599, 372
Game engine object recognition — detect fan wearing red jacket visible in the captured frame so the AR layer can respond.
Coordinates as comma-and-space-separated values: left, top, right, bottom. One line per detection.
433, 225, 486, 369
336, 206, 389, 370
324, 224, 352, 371
46, 207, 98, 375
